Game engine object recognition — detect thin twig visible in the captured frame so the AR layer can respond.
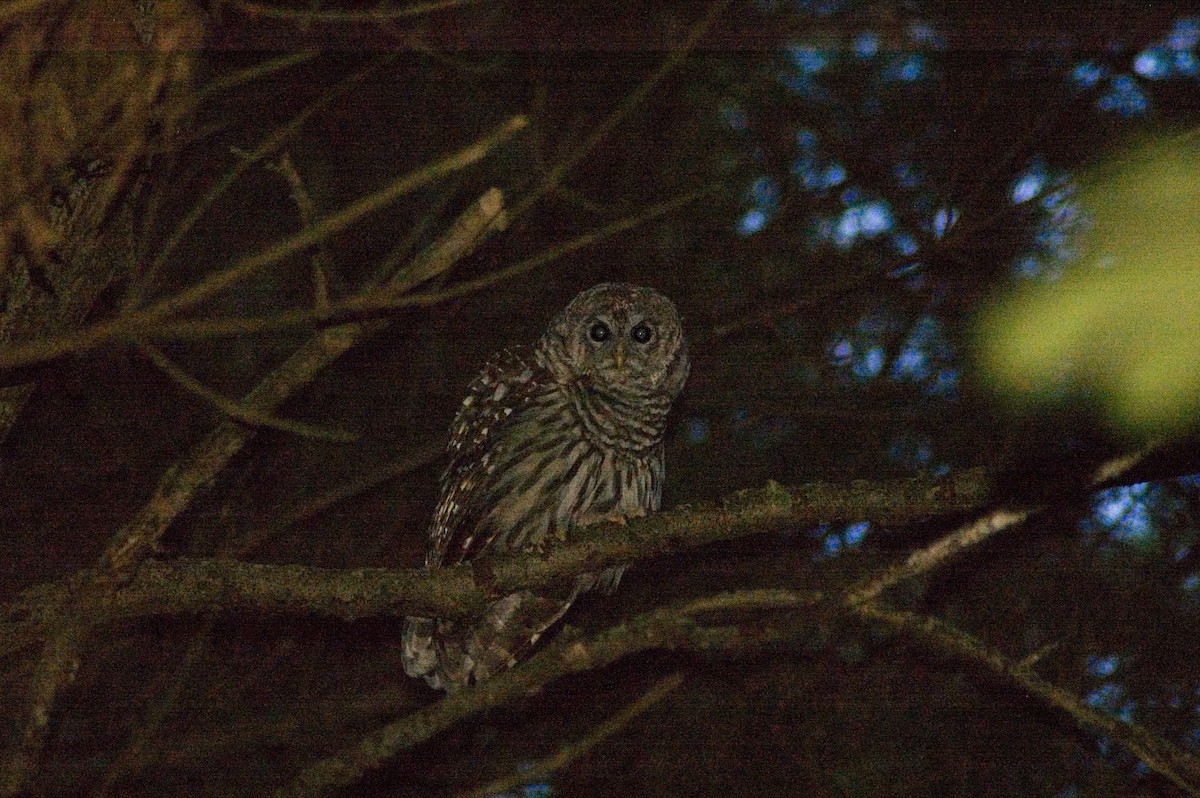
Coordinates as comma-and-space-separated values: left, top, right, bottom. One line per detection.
367, 174, 466, 285
847, 508, 1032, 606
0, 621, 82, 796
851, 602, 1200, 796
139, 117, 527, 328
509, 0, 733, 222
0, 118, 525, 372
234, 439, 443, 558
128, 55, 395, 310
0, 189, 511, 794
196, 51, 320, 102
87, 619, 217, 798
140, 179, 721, 342
374, 181, 720, 313
102, 187, 511, 580
380, 186, 508, 295
847, 443, 1158, 605
267, 152, 333, 314
231, 0, 479, 23
135, 339, 359, 442
457, 672, 685, 798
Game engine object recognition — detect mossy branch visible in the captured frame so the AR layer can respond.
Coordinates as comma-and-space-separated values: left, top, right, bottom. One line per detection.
0, 469, 993, 658
0, 444, 1163, 656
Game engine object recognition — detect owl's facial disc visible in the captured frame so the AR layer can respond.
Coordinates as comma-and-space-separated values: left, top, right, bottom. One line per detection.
582, 310, 662, 385
539, 283, 687, 399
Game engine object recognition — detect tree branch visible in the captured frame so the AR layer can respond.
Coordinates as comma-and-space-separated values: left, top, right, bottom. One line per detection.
267, 443, 1183, 797
276, 580, 1200, 798
0, 469, 994, 658
0, 117, 526, 373
0, 444, 1180, 795
109, 179, 723, 343
455, 671, 684, 798
847, 441, 1156, 605
275, 589, 814, 798
0, 446, 1160, 658
0, 187, 510, 795
134, 339, 359, 442
851, 602, 1200, 796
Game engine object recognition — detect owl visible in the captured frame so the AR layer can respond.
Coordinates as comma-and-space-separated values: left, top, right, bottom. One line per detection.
402, 283, 689, 691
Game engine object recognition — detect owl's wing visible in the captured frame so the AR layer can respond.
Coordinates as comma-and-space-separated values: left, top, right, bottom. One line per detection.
428, 346, 552, 566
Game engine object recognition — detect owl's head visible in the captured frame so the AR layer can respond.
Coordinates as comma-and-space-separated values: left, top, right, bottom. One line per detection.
538, 283, 689, 399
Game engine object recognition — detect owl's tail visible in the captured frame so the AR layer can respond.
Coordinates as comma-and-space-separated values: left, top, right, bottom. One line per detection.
401, 616, 446, 688
401, 589, 578, 692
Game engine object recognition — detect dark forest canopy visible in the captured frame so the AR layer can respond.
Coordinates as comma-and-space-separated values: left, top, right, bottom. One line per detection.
2, 1, 1200, 796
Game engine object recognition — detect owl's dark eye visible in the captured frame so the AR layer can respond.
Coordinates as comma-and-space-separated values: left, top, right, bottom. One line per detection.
630, 322, 653, 344
589, 321, 611, 342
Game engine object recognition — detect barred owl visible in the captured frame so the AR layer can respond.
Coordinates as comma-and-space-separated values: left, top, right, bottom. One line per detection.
402, 283, 689, 691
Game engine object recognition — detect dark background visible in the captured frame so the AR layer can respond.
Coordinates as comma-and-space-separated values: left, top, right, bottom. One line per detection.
3, 1, 1200, 795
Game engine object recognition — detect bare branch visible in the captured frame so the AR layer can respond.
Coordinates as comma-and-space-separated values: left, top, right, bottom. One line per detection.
266, 152, 333, 315
135, 340, 359, 442
165, 117, 521, 318
280, 576, 1200, 798
0, 444, 1184, 796
129, 55, 394, 310
132, 179, 721, 342
847, 442, 1157, 605
848, 508, 1032, 605
0, 469, 988, 661
851, 602, 1200, 797
511, 0, 734, 221
231, 0, 480, 23
0, 188, 510, 793
457, 672, 684, 798
232, 440, 443, 558
0, 3, 200, 788
195, 51, 320, 102
0, 117, 526, 372
0, 622, 82, 796
277, 528, 1200, 798
102, 187, 511, 580
87, 620, 217, 798
275, 590, 811, 798
0, 443, 1165, 675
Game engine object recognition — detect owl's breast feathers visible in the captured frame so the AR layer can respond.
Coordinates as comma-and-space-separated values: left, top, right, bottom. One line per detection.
429, 346, 669, 565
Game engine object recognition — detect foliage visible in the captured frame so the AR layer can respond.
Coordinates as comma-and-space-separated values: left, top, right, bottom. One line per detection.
980, 141, 1200, 433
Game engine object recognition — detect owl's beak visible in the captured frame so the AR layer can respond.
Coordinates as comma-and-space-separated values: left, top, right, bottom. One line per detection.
612, 341, 627, 370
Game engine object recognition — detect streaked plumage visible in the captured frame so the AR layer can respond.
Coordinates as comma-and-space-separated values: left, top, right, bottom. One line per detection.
402, 283, 689, 690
